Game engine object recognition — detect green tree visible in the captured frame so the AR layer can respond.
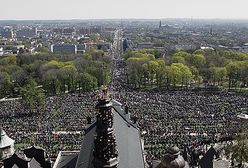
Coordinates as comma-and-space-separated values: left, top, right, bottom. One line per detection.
192, 54, 206, 68
0, 55, 16, 65
155, 59, 166, 88
20, 78, 45, 112
168, 63, 192, 87
171, 55, 186, 64
226, 132, 248, 168
168, 64, 182, 87
226, 61, 240, 89
62, 65, 78, 92
5, 65, 27, 87
173, 51, 192, 64
35, 46, 50, 53
190, 66, 203, 87
142, 60, 159, 87
0, 72, 13, 98
42, 70, 61, 95
239, 61, 248, 88
78, 72, 98, 92
210, 67, 227, 86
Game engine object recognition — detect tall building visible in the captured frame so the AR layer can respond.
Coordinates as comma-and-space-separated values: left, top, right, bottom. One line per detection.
159, 20, 162, 29
51, 44, 77, 54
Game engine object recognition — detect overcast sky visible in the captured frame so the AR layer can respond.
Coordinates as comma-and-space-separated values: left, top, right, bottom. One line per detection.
0, 0, 247, 20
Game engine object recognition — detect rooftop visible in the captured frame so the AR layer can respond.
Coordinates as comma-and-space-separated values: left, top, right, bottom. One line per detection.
0, 128, 15, 149
75, 99, 145, 168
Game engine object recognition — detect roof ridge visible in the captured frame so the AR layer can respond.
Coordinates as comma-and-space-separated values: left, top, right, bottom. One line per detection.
112, 104, 140, 130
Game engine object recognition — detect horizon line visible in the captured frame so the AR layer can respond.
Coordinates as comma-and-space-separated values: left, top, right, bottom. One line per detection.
0, 17, 248, 21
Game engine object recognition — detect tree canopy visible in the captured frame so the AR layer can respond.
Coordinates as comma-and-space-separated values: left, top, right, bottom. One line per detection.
124, 49, 248, 90
0, 48, 111, 97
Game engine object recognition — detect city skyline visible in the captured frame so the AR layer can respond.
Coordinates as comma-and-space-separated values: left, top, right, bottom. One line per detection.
0, 0, 248, 20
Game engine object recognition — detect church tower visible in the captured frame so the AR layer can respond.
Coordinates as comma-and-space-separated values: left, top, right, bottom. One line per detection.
210, 25, 213, 35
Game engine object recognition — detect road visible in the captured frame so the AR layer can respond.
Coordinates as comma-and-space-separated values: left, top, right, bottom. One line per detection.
109, 29, 125, 94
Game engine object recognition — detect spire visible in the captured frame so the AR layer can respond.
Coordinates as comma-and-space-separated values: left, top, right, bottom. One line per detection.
210, 25, 213, 35
93, 89, 118, 168
159, 20, 162, 29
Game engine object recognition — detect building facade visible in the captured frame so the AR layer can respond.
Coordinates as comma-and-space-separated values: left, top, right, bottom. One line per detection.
51, 44, 77, 54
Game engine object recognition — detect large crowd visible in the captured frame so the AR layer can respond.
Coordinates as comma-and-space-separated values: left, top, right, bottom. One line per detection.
0, 93, 97, 158
110, 52, 248, 165
117, 91, 248, 160
0, 51, 248, 166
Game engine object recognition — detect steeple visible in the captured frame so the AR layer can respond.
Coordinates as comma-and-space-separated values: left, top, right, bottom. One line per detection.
210, 25, 213, 35
93, 89, 119, 168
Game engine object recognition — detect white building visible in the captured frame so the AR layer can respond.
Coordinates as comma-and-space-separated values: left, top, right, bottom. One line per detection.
0, 128, 15, 160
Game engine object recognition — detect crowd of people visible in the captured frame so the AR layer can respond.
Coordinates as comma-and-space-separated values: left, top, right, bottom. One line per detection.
0, 93, 97, 158
1, 50, 248, 166
117, 91, 248, 160
109, 50, 248, 165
